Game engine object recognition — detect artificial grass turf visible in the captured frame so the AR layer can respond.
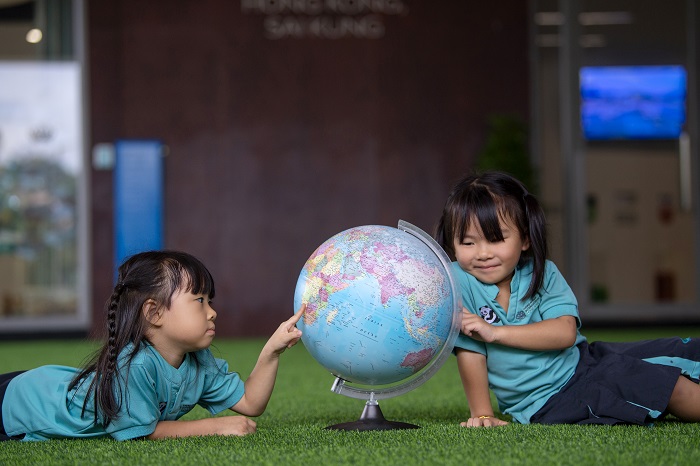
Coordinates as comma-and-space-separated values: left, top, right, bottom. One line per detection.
1, 327, 700, 465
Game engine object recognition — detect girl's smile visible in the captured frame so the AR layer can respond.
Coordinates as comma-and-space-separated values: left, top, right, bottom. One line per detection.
453, 216, 529, 298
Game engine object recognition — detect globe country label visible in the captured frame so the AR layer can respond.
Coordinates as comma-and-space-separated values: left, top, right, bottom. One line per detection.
294, 225, 454, 386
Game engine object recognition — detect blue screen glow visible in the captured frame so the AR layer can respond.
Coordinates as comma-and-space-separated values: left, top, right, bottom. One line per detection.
580, 65, 687, 140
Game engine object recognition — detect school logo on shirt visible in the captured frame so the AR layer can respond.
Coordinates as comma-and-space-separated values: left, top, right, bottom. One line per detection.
517, 294, 541, 321
479, 305, 501, 324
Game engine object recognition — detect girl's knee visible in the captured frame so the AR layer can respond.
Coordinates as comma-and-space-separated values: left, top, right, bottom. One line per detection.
668, 376, 700, 422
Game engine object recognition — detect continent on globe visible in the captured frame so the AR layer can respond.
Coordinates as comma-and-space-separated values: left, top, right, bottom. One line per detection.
400, 348, 435, 371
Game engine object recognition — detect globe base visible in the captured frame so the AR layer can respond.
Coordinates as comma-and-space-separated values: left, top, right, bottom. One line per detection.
325, 401, 419, 431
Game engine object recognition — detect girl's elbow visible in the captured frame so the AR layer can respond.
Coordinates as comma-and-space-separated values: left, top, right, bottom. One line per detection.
564, 333, 577, 348
231, 399, 266, 417
247, 406, 265, 417
562, 317, 578, 347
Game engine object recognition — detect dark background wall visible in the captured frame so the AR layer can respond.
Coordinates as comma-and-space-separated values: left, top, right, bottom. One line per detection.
88, 0, 529, 337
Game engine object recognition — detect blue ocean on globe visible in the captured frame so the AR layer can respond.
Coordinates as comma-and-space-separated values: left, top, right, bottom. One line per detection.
294, 224, 457, 387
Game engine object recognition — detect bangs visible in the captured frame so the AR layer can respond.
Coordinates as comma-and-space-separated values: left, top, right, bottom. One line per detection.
452, 186, 506, 243
162, 254, 216, 300
180, 261, 216, 299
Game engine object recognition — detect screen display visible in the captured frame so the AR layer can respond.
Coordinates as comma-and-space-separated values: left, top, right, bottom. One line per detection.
580, 65, 687, 140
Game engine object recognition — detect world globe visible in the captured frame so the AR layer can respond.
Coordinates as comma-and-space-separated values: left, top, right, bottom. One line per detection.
294, 221, 460, 430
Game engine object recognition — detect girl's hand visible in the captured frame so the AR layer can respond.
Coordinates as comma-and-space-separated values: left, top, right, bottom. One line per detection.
460, 416, 509, 428
213, 415, 258, 436
461, 308, 498, 343
265, 304, 305, 356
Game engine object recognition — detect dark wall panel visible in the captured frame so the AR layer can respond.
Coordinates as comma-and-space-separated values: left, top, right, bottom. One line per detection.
88, 0, 529, 337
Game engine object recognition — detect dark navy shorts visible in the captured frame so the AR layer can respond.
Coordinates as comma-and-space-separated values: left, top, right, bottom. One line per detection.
530, 337, 700, 425
0, 371, 26, 441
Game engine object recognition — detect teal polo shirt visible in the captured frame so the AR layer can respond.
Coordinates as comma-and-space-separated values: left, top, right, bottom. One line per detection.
452, 259, 586, 424
2, 343, 245, 441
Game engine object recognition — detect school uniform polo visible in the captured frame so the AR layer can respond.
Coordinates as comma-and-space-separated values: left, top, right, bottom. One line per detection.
2, 343, 245, 441
452, 259, 586, 424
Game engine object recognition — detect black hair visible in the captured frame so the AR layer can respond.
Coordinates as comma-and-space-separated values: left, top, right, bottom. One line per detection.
435, 171, 548, 300
69, 250, 215, 426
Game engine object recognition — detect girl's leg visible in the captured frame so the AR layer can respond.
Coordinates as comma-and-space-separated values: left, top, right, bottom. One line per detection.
0, 371, 26, 441
668, 375, 700, 421
589, 337, 700, 381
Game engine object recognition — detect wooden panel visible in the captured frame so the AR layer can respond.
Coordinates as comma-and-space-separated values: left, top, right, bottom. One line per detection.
88, 0, 529, 336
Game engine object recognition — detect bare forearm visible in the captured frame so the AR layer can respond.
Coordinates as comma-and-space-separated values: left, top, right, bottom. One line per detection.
456, 350, 493, 416
491, 316, 577, 351
234, 348, 280, 416
147, 416, 255, 439
465, 379, 494, 417
148, 419, 218, 439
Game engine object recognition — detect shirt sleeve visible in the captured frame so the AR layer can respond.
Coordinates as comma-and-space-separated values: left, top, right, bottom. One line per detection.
196, 352, 245, 415
454, 332, 487, 355
538, 261, 580, 326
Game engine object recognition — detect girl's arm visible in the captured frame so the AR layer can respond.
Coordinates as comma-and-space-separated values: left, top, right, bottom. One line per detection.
230, 306, 304, 417
144, 308, 304, 439
147, 416, 257, 439
462, 310, 577, 351
456, 349, 508, 427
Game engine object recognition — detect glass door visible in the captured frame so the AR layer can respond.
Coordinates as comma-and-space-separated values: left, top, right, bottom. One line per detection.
531, 0, 700, 323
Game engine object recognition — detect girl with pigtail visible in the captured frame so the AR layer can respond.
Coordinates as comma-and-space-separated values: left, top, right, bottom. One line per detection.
436, 171, 700, 427
0, 250, 304, 441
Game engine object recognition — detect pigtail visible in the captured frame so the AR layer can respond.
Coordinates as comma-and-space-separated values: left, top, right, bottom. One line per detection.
96, 282, 127, 422
522, 192, 548, 300
70, 283, 128, 425
434, 211, 453, 259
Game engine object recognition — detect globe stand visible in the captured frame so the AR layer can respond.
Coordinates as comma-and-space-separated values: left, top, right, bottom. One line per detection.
325, 399, 419, 431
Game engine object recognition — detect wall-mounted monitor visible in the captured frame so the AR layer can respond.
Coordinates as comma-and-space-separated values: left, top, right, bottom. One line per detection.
580, 65, 687, 140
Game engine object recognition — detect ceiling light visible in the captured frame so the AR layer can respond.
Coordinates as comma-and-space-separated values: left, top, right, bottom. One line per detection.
579, 12, 633, 26
536, 33, 608, 48
535, 11, 633, 27
535, 12, 563, 26
25, 28, 42, 43
579, 34, 606, 47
